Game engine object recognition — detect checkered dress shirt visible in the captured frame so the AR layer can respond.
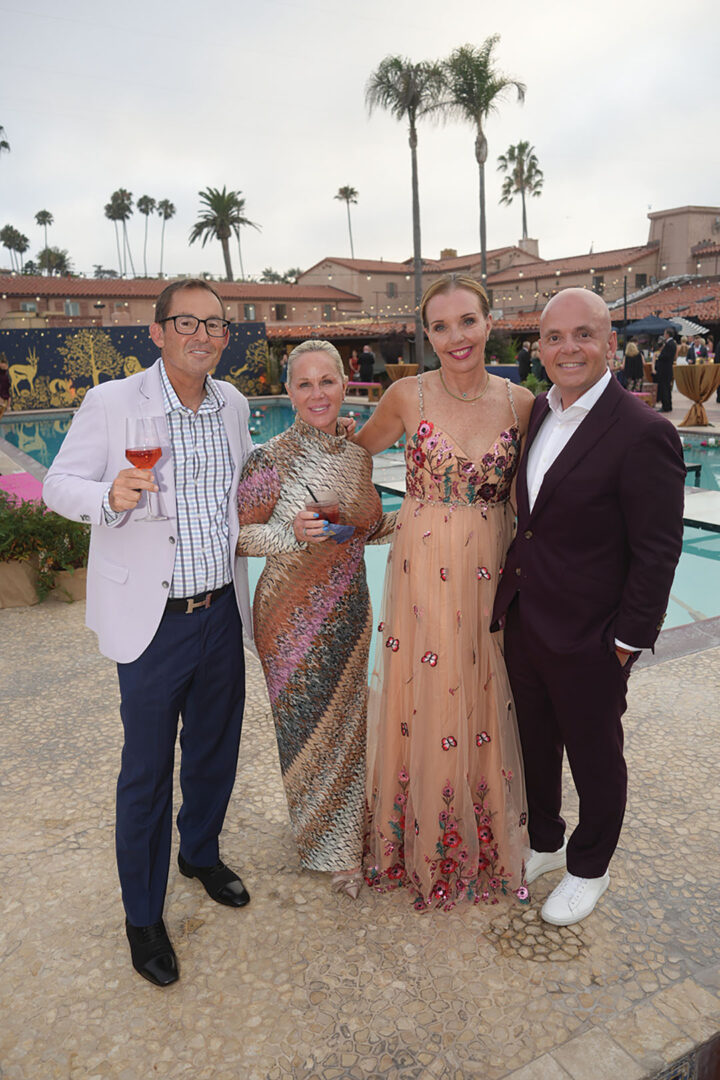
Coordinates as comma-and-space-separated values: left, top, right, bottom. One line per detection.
158, 361, 234, 598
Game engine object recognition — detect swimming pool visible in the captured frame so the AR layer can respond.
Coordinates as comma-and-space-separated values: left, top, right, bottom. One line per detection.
2, 402, 719, 634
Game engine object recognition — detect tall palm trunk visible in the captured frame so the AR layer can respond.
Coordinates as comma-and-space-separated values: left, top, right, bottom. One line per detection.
220, 234, 234, 281
143, 218, 149, 277
345, 202, 355, 259
521, 187, 528, 240
113, 222, 122, 275
159, 220, 167, 278
122, 223, 136, 277
409, 112, 425, 371
475, 128, 488, 284
237, 234, 245, 280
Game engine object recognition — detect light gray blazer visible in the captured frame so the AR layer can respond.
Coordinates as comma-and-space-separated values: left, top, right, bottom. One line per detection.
43, 359, 253, 663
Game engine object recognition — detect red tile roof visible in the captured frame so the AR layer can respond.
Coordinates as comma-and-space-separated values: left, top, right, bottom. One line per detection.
301, 258, 421, 275
693, 242, 720, 257
300, 246, 540, 278
433, 246, 544, 271
609, 279, 720, 322
487, 244, 658, 285
0, 275, 360, 302
267, 320, 415, 341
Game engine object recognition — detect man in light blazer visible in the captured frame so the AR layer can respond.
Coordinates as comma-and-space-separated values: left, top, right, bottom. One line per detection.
492, 288, 685, 927
44, 279, 254, 986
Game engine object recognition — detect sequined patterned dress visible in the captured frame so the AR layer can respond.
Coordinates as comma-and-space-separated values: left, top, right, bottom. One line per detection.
365, 377, 530, 910
236, 417, 393, 871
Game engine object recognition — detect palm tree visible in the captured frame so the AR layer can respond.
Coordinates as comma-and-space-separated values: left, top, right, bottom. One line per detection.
366, 56, 445, 371
113, 189, 136, 276
35, 210, 54, 250
334, 186, 358, 258
1, 225, 19, 270
442, 38, 526, 283
136, 196, 156, 277
105, 189, 135, 276
104, 198, 124, 274
189, 186, 260, 282
0, 125, 9, 158
38, 246, 72, 275
497, 141, 543, 240
156, 199, 175, 278
15, 232, 29, 271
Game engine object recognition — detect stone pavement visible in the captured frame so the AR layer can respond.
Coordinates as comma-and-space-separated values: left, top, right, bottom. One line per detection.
1, 600, 719, 1080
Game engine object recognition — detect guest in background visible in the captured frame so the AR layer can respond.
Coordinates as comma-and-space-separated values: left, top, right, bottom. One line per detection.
622, 339, 644, 389
654, 329, 677, 412
359, 344, 375, 383
516, 340, 532, 382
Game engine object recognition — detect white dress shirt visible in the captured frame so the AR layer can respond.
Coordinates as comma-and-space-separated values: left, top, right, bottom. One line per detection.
526, 369, 639, 653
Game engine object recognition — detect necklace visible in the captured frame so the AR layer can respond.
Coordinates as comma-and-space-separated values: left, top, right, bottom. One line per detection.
439, 369, 490, 402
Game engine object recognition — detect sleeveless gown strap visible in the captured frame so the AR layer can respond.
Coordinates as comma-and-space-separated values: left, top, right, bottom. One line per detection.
417, 373, 425, 420
505, 377, 519, 426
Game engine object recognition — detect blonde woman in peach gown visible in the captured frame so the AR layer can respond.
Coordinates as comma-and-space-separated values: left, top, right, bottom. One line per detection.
357, 274, 534, 911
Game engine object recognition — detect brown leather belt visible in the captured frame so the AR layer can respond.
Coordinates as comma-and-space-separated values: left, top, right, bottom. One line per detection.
165, 582, 232, 614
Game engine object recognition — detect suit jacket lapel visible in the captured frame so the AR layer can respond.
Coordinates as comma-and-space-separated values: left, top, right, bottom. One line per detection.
517, 394, 550, 520
529, 376, 622, 521
216, 381, 242, 474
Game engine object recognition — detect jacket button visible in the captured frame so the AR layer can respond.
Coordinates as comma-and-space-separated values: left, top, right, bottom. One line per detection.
524, 530, 533, 539
169, 536, 176, 544
515, 567, 522, 577
161, 581, 169, 589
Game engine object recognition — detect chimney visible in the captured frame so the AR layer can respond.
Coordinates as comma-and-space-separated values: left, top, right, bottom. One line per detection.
440, 248, 458, 259
518, 238, 539, 257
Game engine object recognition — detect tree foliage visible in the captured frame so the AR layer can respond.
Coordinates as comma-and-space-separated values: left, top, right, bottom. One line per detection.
189, 186, 260, 282
442, 38, 525, 281
366, 56, 444, 370
497, 141, 543, 240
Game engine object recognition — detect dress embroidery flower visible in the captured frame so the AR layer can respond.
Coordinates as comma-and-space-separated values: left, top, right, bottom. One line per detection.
365, 776, 529, 911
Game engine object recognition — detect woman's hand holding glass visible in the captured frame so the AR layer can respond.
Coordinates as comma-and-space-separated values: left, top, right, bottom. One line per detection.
293, 509, 330, 545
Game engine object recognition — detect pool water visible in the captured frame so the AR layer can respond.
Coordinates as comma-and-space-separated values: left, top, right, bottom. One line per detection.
678, 436, 720, 492
2, 404, 719, 635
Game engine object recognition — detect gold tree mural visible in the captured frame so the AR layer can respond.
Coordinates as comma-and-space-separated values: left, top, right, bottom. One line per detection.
58, 329, 128, 387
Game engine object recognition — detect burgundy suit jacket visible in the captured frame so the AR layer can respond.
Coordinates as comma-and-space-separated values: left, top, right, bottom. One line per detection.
492, 375, 686, 654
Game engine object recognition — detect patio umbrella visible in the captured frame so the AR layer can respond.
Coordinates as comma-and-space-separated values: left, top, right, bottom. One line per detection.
620, 315, 681, 335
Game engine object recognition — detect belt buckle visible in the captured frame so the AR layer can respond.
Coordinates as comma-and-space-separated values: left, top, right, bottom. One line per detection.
186, 592, 212, 614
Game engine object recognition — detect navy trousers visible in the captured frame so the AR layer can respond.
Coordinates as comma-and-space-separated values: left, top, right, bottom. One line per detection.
504, 599, 628, 879
115, 589, 245, 926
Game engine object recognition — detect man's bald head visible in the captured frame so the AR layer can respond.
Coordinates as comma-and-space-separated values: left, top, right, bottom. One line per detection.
541, 288, 612, 338
539, 287, 617, 408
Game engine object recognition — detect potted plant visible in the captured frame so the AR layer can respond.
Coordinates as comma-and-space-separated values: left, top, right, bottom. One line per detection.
0, 490, 89, 607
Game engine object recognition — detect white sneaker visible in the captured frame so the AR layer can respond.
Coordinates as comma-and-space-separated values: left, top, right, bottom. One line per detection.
541, 871, 610, 926
524, 837, 568, 884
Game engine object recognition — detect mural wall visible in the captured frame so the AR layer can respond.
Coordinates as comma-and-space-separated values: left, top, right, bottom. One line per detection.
0, 323, 269, 410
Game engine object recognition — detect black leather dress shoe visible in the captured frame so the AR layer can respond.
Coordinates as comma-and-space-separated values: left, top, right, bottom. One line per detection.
125, 919, 178, 987
178, 853, 250, 907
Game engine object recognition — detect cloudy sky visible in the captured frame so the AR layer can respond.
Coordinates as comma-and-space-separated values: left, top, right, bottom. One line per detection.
2, 0, 718, 281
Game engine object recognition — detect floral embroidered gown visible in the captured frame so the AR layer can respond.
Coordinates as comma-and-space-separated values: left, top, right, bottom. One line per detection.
236, 417, 394, 872
365, 376, 530, 910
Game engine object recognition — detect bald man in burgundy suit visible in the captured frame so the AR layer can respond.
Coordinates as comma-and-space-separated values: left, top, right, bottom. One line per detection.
492, 288, 685, 926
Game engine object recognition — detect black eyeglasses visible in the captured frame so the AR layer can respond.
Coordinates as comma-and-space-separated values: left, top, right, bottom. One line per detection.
159, 315, 230, 337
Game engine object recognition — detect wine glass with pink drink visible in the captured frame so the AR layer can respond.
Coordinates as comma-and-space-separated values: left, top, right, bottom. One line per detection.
125, 417, 168, 521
